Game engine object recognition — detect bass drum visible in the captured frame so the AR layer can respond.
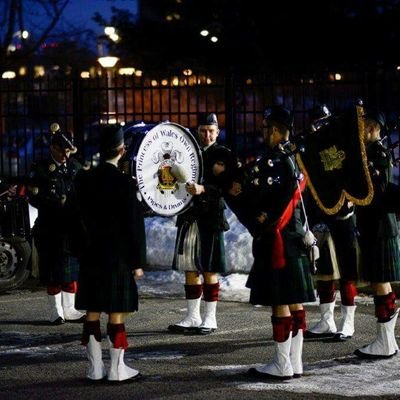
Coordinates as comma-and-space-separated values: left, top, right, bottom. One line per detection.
120, 121, 203, 217
120, 121, 157, 217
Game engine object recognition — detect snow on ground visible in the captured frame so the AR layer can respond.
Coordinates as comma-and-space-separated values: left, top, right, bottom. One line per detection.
205, 355, 400, 397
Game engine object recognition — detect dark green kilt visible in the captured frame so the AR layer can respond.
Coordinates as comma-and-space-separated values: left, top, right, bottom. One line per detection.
247, 235, 316, 306
35, 232, 80, 285
357, 212, 400, 283
359, 236, 400, 282
76, 262, 139, 313
172, 220, 226, 274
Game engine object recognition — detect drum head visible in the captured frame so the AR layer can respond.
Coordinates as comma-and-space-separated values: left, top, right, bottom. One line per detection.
135, 122, 202, 217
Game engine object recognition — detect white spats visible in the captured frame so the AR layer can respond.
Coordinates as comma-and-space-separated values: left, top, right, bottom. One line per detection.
86, 335, 106, 380
47, 293, 64, 324
355, 309, 399, 359
108, 347, 141, 382
306, 301, 337, 337
61, 292, 85, 321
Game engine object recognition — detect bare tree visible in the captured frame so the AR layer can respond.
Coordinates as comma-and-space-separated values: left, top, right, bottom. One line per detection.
0, 0, 69, 68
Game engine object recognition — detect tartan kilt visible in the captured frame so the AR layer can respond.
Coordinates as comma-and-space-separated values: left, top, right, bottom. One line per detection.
38, 250, 79, 285
76, 262, 139, 313
173, 220, 226, 274
359, 236, 400, 283
247, 236, 316, 306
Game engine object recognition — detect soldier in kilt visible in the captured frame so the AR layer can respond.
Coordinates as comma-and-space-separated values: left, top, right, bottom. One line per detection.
74, 125, 146, 382
168, 113, 233, 335
28, 128, 85, 325
239, 105, 315, 380
354, 109, 400, 359
305, 105, 360, 341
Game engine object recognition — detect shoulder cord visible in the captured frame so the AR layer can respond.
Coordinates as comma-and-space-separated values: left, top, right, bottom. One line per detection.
288, 155, 310, 232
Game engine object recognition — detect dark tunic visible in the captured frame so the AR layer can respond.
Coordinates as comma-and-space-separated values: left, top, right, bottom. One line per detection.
74, 162, 146, 312
356, 140, 400, 282
173, 143, 231, 274
241, 145, 315, 306
29, 156, 82, 285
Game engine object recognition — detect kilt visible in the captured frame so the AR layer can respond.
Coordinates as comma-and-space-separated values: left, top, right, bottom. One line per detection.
247, 234, 316, 306
36, 235, 80, 285
76, 261, 139, 313
313, 217, 360, 281
359, 236, 400, 283
173, 220, 226, 274
357, 212, 400, 283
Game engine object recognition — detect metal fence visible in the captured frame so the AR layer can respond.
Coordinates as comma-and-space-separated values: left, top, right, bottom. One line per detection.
1, 69, 399, 181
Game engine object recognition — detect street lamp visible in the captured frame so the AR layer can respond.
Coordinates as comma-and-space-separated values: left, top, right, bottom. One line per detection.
97, 56, 120, 119
97, 56, 119, 69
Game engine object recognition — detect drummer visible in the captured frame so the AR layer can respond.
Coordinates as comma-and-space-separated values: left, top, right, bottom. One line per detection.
168, 113, 235, 335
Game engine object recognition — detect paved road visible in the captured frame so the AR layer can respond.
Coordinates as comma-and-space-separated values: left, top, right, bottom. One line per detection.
0, 280, 400, 400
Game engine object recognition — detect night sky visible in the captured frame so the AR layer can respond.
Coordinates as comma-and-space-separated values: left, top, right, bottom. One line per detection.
61, 0, 138, 35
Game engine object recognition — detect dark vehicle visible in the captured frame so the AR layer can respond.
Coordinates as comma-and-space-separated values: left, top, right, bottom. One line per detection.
0, 187, 32, 292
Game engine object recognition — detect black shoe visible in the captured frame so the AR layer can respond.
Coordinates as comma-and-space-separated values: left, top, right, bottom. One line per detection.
304, 330, 335, 339
167, 324, 198, 334
50, 317, 65, 325
190, 326, 217, 335
66, 315, 86, 323
332, 332, 352, 341
247, 367, 292, 380
354, 348, 397, 359
107, 373, 143, 384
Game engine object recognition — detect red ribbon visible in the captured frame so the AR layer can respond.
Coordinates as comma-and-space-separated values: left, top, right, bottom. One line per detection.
271, 177, 307, 269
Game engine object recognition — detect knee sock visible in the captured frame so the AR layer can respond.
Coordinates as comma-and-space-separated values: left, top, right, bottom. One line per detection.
291, 309, 306, 338
107, 323, 128, 350
184, 284, 202, 299
203, 282, 220, 302
271, 315, 293, 342
374, 292, 396, 323
339, 280, 357, 306
317, 280, 336, 304
81, 320, 101, 345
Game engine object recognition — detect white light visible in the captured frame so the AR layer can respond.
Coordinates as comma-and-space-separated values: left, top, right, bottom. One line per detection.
109, 33, 120, 42
97, 56, 119, 68
183, 68, 192, 76
210, 36, 218, 43
2, 71, 16, 79
335, 73, 342, 80
104, 26, 116, 36
21, 30, 29, 39
80, 71, 90, 79
118, 67, 135, 76
200, 30, 209, 37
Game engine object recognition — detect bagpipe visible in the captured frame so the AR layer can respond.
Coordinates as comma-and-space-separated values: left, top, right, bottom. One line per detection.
228, 104, 400, 223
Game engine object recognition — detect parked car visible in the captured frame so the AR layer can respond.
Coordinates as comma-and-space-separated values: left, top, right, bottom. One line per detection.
0, 188, 32, 292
